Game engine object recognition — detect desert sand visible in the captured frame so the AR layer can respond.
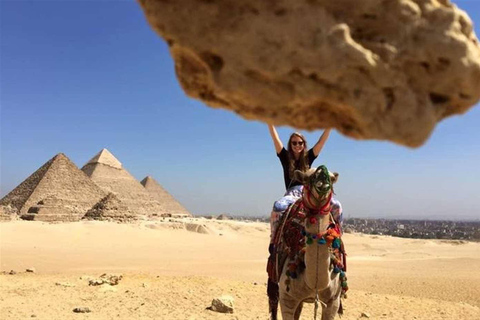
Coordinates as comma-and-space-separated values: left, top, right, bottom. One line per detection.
1, 218, 479, 319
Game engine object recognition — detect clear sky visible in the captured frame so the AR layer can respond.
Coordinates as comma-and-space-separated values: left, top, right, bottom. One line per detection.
1, 0, 479, 220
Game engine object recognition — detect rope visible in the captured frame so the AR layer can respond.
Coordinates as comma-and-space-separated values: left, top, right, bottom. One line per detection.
311, 166, 331, 319
313, 206, 321, 320
313, 237, 320, 319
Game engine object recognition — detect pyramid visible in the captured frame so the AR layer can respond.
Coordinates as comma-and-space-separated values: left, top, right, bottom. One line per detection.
140, 176, 191, 217
0, 153, 106, 222
83, 193, 138, 222
81, 149, 168, 217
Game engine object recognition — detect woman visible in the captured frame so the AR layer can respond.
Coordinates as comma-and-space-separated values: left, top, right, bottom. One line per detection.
268, 124, 340, 242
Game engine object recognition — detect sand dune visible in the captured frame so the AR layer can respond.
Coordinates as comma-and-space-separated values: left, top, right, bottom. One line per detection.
1, 219, 479, 319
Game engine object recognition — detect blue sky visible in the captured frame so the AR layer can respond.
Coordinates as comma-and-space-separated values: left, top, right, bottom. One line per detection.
1, 0, 479, 220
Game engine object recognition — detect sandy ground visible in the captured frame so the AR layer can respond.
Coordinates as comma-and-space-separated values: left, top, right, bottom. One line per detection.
0, 218, 479, 320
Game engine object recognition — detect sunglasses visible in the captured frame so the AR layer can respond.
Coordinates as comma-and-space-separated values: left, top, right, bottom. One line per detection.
291, 141, 304, 146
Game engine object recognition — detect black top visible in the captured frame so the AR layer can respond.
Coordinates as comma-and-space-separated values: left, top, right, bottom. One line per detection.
277, 147, 317, 190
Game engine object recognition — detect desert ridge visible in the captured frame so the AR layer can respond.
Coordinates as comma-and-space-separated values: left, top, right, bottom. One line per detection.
0, 148, 191, 222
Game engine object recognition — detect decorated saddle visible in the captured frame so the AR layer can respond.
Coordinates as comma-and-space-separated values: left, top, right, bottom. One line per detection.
267, 199, 348, 295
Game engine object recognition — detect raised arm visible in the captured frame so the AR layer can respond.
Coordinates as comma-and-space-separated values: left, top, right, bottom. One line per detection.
312, 129, 331, 157
268, 124, 283, 154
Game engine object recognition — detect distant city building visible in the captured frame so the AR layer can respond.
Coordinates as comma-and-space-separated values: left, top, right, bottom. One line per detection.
344, 218, 480, 241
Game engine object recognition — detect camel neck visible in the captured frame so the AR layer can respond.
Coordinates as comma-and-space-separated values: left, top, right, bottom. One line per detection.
304, 214, 332, 290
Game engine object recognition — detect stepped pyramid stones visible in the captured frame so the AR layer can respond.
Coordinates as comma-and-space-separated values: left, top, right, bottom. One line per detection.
140, 176, 191, 217
0, 153, 106, 222
81, 149, 167, 217
83, 193, 138, 222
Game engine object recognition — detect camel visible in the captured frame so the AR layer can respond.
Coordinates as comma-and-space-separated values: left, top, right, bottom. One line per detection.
270, 165, 346, 320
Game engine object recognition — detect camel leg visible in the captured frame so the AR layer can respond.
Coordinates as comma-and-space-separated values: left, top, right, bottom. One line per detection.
321, 297, 340, 320
293, 301, 304, 320
280, 294, 300, 320
267, 279, 279, 320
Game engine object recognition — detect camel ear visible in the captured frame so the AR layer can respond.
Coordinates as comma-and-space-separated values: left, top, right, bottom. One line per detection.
331, 172, 339, 184
293, 170, 308, 184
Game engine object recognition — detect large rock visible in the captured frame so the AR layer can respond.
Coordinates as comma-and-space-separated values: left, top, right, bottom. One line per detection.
209, 295, 234, 313
138, 0, 480, 147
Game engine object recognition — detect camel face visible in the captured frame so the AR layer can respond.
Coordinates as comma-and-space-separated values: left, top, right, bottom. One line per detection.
294, 166, 339, 188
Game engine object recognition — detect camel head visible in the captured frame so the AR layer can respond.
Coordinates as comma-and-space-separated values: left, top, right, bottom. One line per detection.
294, 165, 339, 212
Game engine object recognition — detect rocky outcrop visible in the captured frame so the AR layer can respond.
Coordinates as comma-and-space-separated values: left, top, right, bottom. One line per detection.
185, 222, 210, 234
138, 0, 480, 147
209, 295, 235, 313
87, 273, 123, 286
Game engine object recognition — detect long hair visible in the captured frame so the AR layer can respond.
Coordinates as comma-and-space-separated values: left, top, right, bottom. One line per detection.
287, 132, 309, 180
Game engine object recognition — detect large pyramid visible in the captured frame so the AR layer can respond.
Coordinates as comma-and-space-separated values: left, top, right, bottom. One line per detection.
140, 176, 191, 217
81, 149, 167, 217
0, 153, 106, 222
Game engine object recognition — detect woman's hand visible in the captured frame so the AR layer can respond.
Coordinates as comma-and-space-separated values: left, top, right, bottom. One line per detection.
312, 129, 331, 157
268, 124, 283, 154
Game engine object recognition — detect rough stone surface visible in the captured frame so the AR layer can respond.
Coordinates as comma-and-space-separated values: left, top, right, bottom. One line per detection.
81, 149, 168, 217
185, 222, 210, 234
210, 295, 234, 313
140, 176, 191, 217
0, 154, 106, 222
22, 196, 88, 222
83, 193, 138, 223
88, 273, 123, 286
138, 0, 480, 147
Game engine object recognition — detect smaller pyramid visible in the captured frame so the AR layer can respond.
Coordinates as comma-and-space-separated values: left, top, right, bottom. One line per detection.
0, 153, 106, 222
140, 176, 191, 217
0, 205, 18, 222
83, 193, 138, 222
